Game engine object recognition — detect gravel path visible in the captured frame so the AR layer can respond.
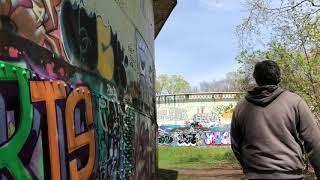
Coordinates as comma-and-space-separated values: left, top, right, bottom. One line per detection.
159, 167, 316, 180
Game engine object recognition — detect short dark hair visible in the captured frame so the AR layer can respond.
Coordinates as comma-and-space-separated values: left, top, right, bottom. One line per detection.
253, 60, 281, 86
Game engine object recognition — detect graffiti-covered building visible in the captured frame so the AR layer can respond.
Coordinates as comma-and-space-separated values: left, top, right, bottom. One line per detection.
157, 92, 240, 146
0, 0, 176, 179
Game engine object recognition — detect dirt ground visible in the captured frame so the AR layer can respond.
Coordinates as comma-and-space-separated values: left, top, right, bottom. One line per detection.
159, 167, 316, 180
176, 168, 245, 180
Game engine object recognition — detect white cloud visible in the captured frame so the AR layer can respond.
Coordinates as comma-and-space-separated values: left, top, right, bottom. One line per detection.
198, 0, 223, 9
197, 0, 236, 11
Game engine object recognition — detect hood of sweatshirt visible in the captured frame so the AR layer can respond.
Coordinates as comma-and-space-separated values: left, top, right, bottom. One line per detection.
245, 85, 285, 107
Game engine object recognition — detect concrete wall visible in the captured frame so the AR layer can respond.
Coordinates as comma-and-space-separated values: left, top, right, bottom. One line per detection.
157, 93, 239, 146
0, 0, 157, 179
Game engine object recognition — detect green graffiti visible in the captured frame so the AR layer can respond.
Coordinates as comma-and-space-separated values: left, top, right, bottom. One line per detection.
0, 62, 33, 180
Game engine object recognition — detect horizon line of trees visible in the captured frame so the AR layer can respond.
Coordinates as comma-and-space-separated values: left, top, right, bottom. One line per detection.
155, 72, 242, 95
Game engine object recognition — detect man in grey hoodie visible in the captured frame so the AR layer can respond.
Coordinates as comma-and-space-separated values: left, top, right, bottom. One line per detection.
231, 60, 320, 179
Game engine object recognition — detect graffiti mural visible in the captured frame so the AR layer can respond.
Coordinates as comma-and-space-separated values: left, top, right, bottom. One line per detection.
134, 114, 157, 179
158, 124, 232, 147
157, 94, 238, 146
0, 0, 63, 56
0, 0, 161, 179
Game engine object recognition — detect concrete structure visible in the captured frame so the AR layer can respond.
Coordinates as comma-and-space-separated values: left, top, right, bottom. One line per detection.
157, 92, 240, 146
0, 0, 176, 179
154, 0, 177, 37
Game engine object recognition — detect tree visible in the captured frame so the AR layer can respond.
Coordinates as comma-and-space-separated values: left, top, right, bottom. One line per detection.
155, 74, 191, 94
237, 0, 320, 50
190, 86, 200, 93
156, 74, 170, 94
198, 72, 242, 92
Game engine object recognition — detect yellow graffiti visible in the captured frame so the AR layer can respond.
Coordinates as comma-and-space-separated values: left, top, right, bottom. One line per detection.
222, 111, 233, 119
8, 121, 15, 138
97, 16, 114, 80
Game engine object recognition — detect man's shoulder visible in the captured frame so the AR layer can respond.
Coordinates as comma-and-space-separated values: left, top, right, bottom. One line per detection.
280, 90, 303, 103
234, 97, 247, 111
234, 91, 302, 108
238, 97, 247, 105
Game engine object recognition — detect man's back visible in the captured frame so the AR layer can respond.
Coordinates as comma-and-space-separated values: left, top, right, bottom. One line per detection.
232, 86, 320, 179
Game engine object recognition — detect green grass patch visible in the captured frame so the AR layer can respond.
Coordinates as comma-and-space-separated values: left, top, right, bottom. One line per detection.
159, 146, 239, 169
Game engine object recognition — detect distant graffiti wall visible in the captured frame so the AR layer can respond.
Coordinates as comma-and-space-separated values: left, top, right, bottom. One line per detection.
157, 93, 239, 146
0, 0, 157, 179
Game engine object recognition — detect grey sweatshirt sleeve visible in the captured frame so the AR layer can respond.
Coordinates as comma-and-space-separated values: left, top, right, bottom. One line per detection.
231, 109, 244, 167
297, 99, 320, 177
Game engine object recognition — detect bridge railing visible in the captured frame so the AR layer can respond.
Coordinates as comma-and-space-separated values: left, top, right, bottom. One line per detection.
156, 92, 242, 104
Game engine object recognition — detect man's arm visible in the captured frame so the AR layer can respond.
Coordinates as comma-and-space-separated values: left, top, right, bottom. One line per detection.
231, 109, 244, 167
297, 99, 320, 177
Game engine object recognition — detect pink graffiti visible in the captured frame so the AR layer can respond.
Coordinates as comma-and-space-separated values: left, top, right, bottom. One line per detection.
203, 131, 231, 145
204, 132, 215, 145
8, 47, 19, 58
221, 132, 231, 144
9, 0, 33, 14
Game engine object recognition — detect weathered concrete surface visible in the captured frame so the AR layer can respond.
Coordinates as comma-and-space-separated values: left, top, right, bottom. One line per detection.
154, 0, 177, 37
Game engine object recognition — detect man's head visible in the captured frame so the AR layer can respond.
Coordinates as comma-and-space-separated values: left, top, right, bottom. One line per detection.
253, 60, 281, 86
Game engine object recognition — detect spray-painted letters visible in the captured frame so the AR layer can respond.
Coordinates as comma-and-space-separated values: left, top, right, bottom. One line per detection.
0, 0, 158, 179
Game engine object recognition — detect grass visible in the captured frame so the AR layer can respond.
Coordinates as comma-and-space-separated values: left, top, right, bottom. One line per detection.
159, 146, 316, 180
158, 146, 239, 169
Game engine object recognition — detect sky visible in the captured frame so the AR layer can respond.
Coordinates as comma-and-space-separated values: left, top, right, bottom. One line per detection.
155, 0, 248, 87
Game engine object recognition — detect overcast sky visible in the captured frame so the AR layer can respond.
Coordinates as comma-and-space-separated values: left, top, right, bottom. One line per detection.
155, 0, 248, 86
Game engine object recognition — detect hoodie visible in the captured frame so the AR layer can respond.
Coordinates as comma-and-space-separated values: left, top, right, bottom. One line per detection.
231, 85, 320, 179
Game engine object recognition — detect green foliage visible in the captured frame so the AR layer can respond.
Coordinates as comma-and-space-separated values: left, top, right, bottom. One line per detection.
156, 74, 191, 94
158, 147, 238, 169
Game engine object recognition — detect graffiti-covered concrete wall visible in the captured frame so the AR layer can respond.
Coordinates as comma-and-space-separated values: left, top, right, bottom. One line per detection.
0, 0, 176, 179
157, 93, 240, 146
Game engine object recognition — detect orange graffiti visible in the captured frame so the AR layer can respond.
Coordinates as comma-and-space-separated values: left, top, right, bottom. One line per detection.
30, 80, 67, 180
30, 81, 95, 179
65, 87, 96, 180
